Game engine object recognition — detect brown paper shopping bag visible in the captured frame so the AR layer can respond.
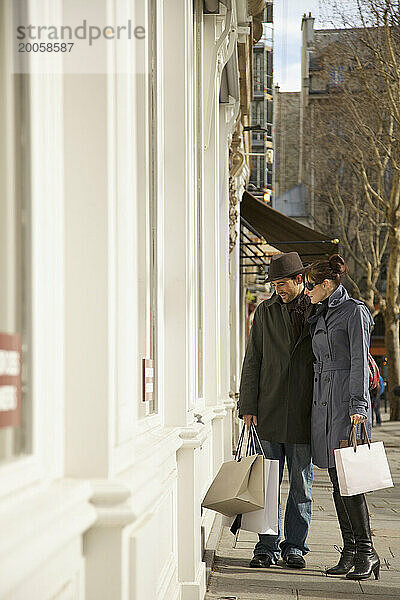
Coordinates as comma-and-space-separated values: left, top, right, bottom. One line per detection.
201, 453, 264, 517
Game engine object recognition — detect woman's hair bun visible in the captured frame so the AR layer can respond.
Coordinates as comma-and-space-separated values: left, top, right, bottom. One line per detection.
328, 254, 347, 275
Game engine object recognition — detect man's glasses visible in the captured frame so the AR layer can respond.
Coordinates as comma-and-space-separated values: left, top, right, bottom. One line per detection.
304, 280, 321, 291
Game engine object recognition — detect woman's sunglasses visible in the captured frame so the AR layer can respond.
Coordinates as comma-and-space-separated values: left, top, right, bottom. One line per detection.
304, 280, 321, 291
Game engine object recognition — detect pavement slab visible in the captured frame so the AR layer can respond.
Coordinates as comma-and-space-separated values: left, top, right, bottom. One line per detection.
206, 414, 400, 600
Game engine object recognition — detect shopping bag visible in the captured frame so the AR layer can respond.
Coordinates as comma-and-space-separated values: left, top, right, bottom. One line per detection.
334, 423, 393, 496
202, 425, 265, 517
230, 423, 279, 535
240, 457, 279, 535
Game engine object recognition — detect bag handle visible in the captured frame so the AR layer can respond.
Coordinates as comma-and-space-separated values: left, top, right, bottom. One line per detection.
361, 420, 371, 449
234, 423, 246, 461
235, 421, 267, 460
348, 421, 371, 452
250, 421, 267, 459
348, 424, 358, 452
245, 427, 256, 456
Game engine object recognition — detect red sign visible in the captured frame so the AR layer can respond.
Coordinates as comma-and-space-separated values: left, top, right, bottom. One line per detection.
0, 333, 22, 428
142, 358, 154, 402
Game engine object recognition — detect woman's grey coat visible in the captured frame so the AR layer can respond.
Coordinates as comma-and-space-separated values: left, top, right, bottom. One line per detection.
308, 285, 373, 468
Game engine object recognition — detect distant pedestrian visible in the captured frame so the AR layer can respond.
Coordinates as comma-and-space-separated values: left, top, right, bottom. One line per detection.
238, 252, 315, 570
305, 254, 380, 581
371, 376, 384, 427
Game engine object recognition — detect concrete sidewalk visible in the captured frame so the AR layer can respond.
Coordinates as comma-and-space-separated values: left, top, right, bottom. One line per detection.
205, 414, 400, 600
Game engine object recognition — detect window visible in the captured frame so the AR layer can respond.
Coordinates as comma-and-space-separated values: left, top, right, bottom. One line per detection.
329, 64, 344, 87
136, 0, 159, 418
256, 156, 261, 188
266, 100, 273, 126
148, 0, 158, 414
0, 1, 31, 462
255, 53, 263, 92
251, 103, 256, 121
266, 3, 273, 23
194, 0, 204, 401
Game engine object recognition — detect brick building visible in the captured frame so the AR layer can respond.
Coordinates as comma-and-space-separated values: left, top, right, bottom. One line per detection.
274, 89, 300, 197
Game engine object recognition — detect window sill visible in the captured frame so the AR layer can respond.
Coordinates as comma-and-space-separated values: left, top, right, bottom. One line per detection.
0, 454, 44, 500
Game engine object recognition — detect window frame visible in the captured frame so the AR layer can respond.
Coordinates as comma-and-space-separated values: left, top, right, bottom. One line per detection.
0, 0, 64, 495
194, 0, 205, 410
136, 0, 162, 423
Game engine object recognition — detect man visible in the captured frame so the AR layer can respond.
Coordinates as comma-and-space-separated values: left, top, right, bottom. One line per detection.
238, 252, 315, 569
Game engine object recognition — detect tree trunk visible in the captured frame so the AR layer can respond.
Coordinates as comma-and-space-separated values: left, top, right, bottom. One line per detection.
364, 287, 375, 315
384, 313, 400, 420
384, 231, 400, 421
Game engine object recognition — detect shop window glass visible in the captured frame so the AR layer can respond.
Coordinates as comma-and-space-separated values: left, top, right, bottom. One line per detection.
0, 1, 31, 461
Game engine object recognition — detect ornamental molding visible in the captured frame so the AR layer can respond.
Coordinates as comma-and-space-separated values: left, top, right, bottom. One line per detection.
229, 117, 250, 252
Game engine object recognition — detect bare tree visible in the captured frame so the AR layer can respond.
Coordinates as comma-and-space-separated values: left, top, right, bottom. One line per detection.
309, 93, 389, 313
309, 0, 400, 419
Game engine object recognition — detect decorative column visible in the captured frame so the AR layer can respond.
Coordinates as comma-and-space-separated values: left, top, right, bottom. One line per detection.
84, 483, 135, 600
177, 427, 207, 600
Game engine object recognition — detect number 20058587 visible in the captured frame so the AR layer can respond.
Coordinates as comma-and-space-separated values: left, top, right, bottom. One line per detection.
18, 42, 74, 52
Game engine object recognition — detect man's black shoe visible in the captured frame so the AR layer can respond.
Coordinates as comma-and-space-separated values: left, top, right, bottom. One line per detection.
283, 553, 306, 569
249, 554, 273, 568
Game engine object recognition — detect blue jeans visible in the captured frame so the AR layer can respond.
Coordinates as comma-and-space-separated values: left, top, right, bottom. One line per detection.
253, 441, 313, 563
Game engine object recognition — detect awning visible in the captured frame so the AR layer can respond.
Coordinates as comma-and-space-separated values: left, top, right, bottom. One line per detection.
241, 191, 339, 263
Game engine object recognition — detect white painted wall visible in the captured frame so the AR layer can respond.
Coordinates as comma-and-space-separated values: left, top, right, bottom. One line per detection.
0, 0, 97, 598
0, 0, 248, 598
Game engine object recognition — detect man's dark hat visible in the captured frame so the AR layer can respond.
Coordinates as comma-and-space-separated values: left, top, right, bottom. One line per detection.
266, 252, 304, 282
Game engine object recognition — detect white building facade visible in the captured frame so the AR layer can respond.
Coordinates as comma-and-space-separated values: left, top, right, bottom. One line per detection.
0, 0, 265, 598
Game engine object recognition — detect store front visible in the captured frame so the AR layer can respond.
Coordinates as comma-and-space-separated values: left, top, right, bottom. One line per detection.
0, 1, 258, 599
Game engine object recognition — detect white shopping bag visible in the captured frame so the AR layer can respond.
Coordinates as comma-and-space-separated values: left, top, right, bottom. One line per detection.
239, 457, 279, 534
334, 441, 393, 497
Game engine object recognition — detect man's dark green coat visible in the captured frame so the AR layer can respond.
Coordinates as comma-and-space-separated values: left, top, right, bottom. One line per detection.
238, 294, 315, 444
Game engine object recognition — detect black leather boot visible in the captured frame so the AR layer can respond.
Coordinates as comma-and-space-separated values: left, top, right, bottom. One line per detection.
342, 493, 380, 580
326, 491, 356, 575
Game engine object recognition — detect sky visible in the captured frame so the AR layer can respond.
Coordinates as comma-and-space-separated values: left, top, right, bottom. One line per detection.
273, 0, 322, 91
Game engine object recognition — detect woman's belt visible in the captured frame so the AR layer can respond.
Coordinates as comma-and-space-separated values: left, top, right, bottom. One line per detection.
313, 359, 351, 373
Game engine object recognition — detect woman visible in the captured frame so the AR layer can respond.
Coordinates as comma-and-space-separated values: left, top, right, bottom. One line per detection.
304, 254, 380, 581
